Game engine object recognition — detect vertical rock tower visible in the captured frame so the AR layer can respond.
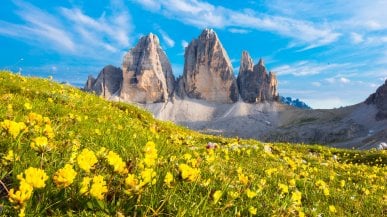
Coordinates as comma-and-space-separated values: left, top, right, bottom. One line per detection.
84, 65, 123, 99
180, 29, 239, 103
120, 33, 175, 103
237, 51, 278, 102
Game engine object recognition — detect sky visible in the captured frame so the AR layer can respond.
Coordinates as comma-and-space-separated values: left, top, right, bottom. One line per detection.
1, 0, 387, 109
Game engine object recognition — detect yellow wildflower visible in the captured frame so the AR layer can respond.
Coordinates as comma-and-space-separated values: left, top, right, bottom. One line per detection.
125, 174, 138, 189
212, 190, 222, 204
77, 148, 98, 173
43, 125, 54, 139
89, 175, 108, 200
164, 172, 174, 187
249, 206, 257, 215
2, 150, 18, 165
291, 191, 302, 205
246, 188, 257, 199
142, 141, 158, 168
106, 151, 127, 174
30, 136, 49, 152
53, 164, 77, 188
228, 191, 239, 199
18, 167, 48, 189
340, 180, 346, 188
178, 163, 200, 182
80, 177, 91, 195
24, 102, 32, 110
323, 188, 330, 196
140, 168, 157, 186
278, 183, 289, 194
1, 120, 26, 138
8, 179, 33, 208
329, 205, 337, 213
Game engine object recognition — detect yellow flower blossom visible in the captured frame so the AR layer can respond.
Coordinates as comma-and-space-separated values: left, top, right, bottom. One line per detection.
278, 183, 289, 194
8, 179, 33, 208
228, 191, 239, 199
246, 188, 257, 199
1, 120, 27, 138
2, 150, 18, 165
80, 177, 91, 195
140, 168, 157, 186
164, 172, 174, 187
291, 191, 302, 205
89, 175, 108, 200
329, 205, 337, 213
212, 190, 222, 204
77, 148, 98, 173
24, 102, 32, 110
323, 188, 330, 196
43, 125, 54, 139
249, 206, 257, 215
17, 167, 48, 189
142, 141, 158, 168
53, 164, 77, 188
106, 151, 127, 174
30, 136, 49, 152
178, 163, 200, 182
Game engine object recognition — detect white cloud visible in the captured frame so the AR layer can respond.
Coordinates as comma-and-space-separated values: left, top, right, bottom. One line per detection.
273, 61, 347, 76
181, 40, 189, 49
228, 28, 250, 34
311, 81, 321, 87
350, 32, 364, 44
133, 0, 340, 48
0, 0, 131, 59
158, 29, 175, 47
325, 76, 351, 84
304, 97, 348, 109
339, 77, 350, 84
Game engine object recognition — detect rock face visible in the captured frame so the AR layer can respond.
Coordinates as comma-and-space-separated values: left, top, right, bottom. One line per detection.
84, 65, 123, 99
120, 33, 175, 103
365, 79, 387, 120
237, 51, 278, 102
180, 29, 238, 103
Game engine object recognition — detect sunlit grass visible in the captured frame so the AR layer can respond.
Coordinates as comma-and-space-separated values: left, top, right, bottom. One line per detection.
0, 71, 386, 216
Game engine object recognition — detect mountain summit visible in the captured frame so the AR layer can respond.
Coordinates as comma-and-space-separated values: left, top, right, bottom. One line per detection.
179, 29, 239, 103
237, 51, 278, 102
366, 79, 387, 120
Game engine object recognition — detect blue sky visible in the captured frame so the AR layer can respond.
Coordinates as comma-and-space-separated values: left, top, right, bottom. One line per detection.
1, 0, 387, 109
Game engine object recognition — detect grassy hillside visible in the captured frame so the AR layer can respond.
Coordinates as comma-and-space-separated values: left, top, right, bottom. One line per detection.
0, 71, 386, 216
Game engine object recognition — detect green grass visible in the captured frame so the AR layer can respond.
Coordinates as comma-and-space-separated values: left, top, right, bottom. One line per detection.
0, 71, 386, 216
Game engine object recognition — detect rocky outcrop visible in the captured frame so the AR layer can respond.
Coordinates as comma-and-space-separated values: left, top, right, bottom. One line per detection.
237, 51, 278, 102
120, 33, 175, 103
179, 29, 238, 103
366, 79, 387, 120
84, 65, 122, 99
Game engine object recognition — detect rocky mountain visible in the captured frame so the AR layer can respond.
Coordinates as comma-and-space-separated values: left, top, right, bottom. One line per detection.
85, 34, 175, 103
120, 33, 175, 103
280, 96, 311, 109
237, 51, 278, 102
365, 79, 387, 120
84, 65, 122, 99
179, 29, 239, 103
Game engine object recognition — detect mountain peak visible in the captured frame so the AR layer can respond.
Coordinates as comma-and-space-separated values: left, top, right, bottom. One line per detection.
365, 79, 387, 120
258, 58, 265, 67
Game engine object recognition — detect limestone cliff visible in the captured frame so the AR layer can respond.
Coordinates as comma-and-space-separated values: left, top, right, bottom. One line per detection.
237, 51, 278, 102
179, 29, 238, 103
120, 33, 175, 103
84, 65, 122, 99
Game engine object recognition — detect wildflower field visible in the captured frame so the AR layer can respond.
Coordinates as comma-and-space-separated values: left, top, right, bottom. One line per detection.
0, 71, 386, 216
